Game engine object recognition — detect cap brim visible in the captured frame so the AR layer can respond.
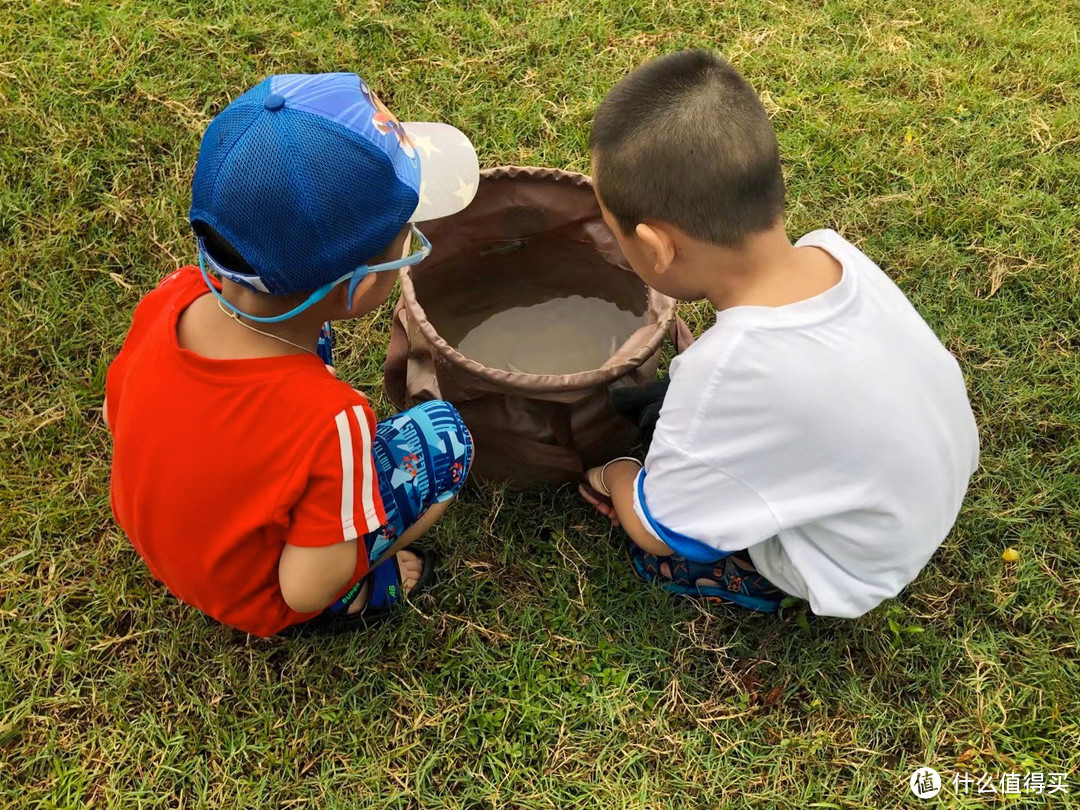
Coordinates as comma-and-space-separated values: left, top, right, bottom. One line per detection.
402, 121, 479, 223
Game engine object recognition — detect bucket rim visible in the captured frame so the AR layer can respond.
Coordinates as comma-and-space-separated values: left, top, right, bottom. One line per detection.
398, 166, 679, 395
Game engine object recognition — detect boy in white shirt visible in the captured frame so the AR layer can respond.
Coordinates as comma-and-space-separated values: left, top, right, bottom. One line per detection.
580, 50, 979, 618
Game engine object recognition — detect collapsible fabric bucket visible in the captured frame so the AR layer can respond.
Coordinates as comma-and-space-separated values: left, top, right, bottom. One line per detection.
384, 166, 691, 486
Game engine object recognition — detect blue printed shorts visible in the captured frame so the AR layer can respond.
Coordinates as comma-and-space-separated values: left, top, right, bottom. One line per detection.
364, 399, 473, 562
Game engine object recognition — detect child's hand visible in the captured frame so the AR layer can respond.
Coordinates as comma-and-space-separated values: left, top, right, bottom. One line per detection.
581, 465, 621, 527
581, 460, 674, 558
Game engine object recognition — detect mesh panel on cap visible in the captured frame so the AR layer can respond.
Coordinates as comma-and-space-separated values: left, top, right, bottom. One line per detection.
191, 80, 419, 296
190, 82, 268, 221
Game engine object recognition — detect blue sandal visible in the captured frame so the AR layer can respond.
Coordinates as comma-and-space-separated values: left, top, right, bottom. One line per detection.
626, 542, 782, 613
287, 546, 436, 635
360, 546, 436, 618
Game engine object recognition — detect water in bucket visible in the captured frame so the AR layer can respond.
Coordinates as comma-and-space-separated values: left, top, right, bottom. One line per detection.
451, 288, 645, 375
417, 237, 649, 375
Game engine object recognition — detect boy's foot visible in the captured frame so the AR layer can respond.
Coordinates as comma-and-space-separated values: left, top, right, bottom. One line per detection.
626, 542, 783, 613
345, 548, 424, 614
396, 548, 424, 592
346, 546, 434, 617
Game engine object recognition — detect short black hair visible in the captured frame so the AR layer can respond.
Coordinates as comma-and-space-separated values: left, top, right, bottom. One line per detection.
590, 49, 785, 247
192, 222, 257, 276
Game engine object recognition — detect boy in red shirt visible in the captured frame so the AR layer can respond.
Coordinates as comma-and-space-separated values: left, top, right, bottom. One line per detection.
106, 73, 479, 636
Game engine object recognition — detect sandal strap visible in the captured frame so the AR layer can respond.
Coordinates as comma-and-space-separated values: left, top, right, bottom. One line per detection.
366, 553, 405, 612
365, 546, 437, 616
637, 549, 669, 578
627, 542, 783, 612
635, 550, 701, 586
668, 556, 690, 585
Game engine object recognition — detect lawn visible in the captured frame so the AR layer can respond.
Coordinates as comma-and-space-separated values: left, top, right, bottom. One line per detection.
2, 0, 1079, 807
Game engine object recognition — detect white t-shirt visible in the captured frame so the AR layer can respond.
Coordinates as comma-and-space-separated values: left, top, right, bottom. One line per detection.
633, 230, 979, 618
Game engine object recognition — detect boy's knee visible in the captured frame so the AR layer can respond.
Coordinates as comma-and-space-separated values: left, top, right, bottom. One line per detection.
439, 403, 474, 497
405, 400, 474, 498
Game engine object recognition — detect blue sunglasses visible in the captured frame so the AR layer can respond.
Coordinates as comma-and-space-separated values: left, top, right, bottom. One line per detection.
198, 224, 432, 324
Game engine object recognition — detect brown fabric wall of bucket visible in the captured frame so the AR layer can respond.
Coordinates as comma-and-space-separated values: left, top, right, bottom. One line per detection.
383, 166, 693, 486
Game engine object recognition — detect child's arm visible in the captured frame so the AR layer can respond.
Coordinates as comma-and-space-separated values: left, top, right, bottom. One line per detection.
586, 460, 675, 557
276, 405, 384, 615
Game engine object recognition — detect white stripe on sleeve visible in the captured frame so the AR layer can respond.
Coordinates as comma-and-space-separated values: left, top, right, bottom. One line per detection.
334, 409, 358, 542
351, 405, 381, 528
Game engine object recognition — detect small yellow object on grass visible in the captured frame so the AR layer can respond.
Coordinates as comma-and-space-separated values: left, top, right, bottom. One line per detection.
1002, 547, 1020, 563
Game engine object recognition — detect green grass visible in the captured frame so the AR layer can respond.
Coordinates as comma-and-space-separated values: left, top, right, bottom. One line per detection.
2, 0, 1079, 806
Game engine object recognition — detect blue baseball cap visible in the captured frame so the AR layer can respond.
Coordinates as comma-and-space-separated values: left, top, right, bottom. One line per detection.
190, 73, 479, 303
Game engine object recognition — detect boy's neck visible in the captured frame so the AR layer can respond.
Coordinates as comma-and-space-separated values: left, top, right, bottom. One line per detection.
215, 283, 327, 357
690, 223, 841, 311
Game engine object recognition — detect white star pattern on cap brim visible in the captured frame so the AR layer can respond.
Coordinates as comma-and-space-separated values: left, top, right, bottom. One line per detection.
410, 133, 442, 159
453, 178, 477, 206
401, 120, 479, 221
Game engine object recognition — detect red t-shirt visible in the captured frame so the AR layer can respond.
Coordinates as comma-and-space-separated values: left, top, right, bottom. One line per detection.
107, 267, 386, 636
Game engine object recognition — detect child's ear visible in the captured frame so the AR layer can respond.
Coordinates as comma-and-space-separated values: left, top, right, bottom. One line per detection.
635, 222, 677, 275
